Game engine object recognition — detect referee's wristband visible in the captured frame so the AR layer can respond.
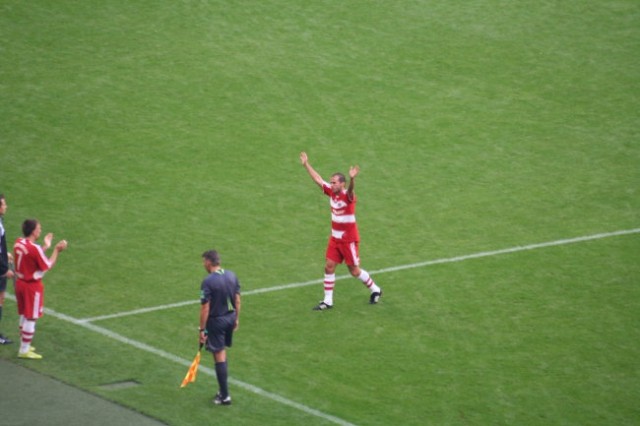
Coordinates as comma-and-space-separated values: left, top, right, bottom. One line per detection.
199, 328, 207, 334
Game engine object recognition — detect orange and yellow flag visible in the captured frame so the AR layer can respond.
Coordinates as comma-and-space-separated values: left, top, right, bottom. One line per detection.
180, 346, 203, 388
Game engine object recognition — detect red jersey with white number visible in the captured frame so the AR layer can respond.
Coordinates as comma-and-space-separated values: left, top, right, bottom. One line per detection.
13, 238, 53, 283
322, 181, 360, 242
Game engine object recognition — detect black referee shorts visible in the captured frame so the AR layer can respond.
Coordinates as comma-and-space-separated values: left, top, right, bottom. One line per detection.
205, 311, 236, 353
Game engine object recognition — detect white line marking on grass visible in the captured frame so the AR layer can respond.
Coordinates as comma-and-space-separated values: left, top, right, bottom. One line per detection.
5, 294, 357, 426
368, 227, 640, 274
77, 300, 198, 323
79, 227, 640, 323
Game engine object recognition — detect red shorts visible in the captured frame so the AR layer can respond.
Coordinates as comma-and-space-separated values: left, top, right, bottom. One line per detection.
15, 280, 44, 320
326, 239, 360, 266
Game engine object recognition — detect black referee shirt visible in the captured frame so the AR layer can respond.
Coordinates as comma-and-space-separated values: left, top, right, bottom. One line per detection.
200, 269, 240, 318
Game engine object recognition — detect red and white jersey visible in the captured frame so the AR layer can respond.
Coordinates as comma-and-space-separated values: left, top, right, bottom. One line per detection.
13, 238, 53, 283
322, 181, 360, 242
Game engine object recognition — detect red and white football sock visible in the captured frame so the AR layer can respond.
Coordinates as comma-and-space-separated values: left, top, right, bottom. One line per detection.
323, 273, 335, 305
20, 320, 36, 354
358, 270, 380, 293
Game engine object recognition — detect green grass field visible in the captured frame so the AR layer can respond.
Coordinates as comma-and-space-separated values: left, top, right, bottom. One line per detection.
1, 1, 639, 425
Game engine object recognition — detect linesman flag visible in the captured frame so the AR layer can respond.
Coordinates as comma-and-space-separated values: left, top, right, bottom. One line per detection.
180, 344, 203, 388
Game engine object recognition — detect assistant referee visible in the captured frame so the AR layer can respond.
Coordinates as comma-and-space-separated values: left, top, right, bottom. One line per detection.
199, 250, 241, 406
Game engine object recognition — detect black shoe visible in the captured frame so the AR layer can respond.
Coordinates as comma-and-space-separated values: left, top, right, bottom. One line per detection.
312, 301, 333, 311
213, 393, 232, 406
369, 290, 382, 304
0, 334, 13, 345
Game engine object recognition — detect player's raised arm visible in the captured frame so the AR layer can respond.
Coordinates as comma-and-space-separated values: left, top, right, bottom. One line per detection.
347, 165, 359, 200
300, 152, 324, 188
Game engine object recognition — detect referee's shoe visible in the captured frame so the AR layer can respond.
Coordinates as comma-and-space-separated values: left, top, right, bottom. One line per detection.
0, 333, 12, 344
213, 393, 232, 406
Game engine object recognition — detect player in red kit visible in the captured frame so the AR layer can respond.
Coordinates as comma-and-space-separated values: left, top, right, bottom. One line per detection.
300, 152, 382, 310
13, 219, 67, 359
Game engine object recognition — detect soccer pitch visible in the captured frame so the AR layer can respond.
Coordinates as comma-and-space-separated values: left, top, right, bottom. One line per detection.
1, 1, 639, 425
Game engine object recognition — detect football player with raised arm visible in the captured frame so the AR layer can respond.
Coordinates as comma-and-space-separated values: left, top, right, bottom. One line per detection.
300, 152, 382, 310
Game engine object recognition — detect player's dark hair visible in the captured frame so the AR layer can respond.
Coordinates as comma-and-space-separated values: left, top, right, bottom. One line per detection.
22, 219, 39, 237
332, 173, 346, 183
0, 194, 5, 204
202, 250, 221, 266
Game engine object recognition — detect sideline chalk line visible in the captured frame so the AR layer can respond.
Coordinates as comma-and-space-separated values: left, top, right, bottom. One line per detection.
80, 227, 640, 323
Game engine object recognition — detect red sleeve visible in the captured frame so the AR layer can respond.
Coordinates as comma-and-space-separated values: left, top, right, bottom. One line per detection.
321, 182, 332, 197
32, 244, 53, 272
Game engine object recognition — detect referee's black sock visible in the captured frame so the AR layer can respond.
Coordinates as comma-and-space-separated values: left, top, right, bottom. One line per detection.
215, 361, 229, 398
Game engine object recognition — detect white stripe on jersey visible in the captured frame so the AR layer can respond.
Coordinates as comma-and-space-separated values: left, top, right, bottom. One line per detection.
35, 244, 53, 269
330, 198, 348, 209
331, 214, 356, 223
331, 229, 345, 239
